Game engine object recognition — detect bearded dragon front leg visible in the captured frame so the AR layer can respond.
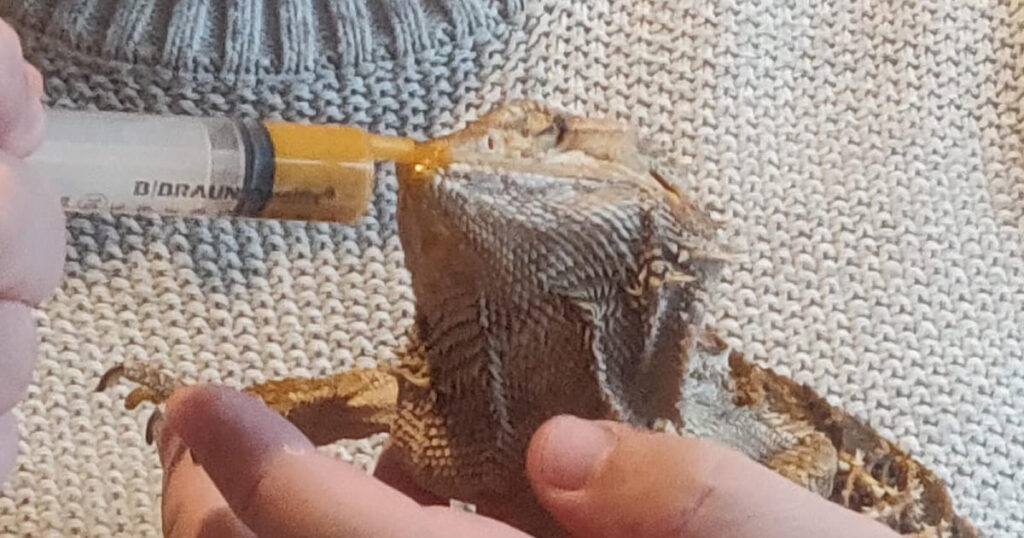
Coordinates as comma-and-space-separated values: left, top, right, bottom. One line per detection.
654, 337, 839, 497
686, 335, 977, 538
96, 362, 400, 446
241, 369, 399, 444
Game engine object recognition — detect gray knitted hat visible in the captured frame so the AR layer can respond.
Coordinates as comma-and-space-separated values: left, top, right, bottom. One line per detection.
2, 0, 522, 126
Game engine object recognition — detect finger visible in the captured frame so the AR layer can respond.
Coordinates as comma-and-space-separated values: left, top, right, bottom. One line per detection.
0, 152, 65, 305
373, 443, 448, 506
0, 301, 36, 415
526, 415, 900, 538
159, 430, 256, 538
0, 21, 44, 157
0, 412, 18, 485
163, 386, 534, 538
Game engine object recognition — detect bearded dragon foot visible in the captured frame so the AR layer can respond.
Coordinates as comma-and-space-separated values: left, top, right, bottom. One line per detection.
97, 363, 400, 448
96, 362, 185, 444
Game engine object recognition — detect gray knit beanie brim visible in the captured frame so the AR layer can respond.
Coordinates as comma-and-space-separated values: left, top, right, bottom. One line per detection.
0, 0, 524, 75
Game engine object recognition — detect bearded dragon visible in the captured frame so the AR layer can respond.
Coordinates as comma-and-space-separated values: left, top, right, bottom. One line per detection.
98, 101, 978, 537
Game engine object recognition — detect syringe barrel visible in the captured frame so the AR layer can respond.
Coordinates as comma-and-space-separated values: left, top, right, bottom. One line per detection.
26, 109, 376, 223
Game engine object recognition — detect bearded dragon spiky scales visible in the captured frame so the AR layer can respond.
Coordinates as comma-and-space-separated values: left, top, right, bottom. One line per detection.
98, 101, 977, 538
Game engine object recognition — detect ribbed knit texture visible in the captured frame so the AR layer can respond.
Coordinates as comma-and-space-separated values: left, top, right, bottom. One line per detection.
0, 1, 1022, 537
0, 0, 515, 69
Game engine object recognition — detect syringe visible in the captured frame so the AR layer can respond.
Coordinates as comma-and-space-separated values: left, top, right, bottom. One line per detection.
25, 109, 449, 223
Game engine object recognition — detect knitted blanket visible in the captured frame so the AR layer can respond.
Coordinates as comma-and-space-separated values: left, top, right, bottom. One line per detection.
0, 1, 1020, 536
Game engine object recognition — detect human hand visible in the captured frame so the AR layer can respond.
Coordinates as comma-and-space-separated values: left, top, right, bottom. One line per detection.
0, 19, 65, 485
156, 385, 899, 538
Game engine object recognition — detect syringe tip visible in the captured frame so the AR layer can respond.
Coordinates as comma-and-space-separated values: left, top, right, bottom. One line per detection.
367, 134, 418, 164
368, 134, 451, 170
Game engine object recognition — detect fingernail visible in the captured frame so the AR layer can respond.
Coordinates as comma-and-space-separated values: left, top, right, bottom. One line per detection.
155, 422, 178, 466
534, 415, 615, 491
155, 425, 192, 480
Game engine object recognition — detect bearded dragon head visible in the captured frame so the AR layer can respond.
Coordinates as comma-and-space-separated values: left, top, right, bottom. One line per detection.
394, 101, 728, 437
431, 100, 718, 237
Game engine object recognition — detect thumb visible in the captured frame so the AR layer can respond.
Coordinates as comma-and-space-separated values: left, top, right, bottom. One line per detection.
525, 415, 899, 538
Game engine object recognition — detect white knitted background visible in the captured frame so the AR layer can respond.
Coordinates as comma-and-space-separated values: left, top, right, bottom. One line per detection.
2, 1, 1023, 537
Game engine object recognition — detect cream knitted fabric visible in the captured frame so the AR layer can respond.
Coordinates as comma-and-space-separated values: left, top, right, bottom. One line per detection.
1, 1, 1022, 537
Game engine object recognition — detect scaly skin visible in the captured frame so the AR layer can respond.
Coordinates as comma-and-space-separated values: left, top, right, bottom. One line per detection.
98, 101, 977, 538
